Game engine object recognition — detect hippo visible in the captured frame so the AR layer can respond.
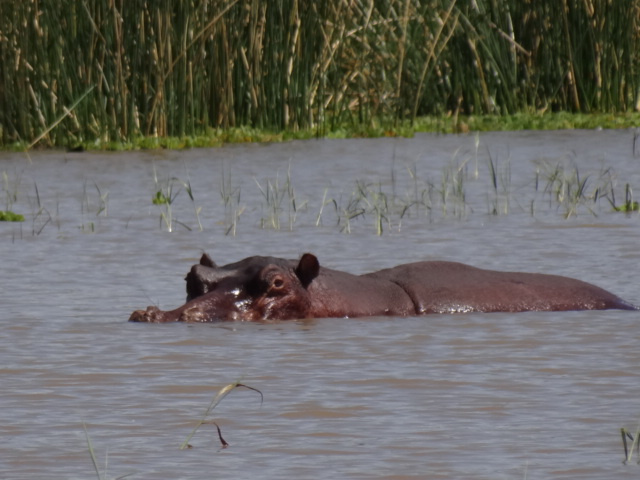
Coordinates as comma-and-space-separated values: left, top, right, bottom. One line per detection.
128, 253, 636, 322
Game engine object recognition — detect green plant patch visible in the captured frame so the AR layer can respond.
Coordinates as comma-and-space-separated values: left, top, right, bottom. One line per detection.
152, 191, 170, 205
613, 202, 640, 213
0, 210, 24, 222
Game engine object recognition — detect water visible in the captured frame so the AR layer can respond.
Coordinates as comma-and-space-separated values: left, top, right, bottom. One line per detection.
2, 130, 640, 479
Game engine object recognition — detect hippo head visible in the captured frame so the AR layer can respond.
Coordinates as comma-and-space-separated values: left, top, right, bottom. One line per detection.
129, 253, 320, 322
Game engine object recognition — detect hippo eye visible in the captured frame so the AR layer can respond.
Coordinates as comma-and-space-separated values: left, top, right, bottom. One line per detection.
258, 266, 287, 295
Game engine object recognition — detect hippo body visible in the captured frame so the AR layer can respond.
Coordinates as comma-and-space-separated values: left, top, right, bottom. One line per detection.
129, 253, 635, 323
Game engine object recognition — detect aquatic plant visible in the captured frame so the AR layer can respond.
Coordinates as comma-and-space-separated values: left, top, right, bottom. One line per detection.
84, 424, 134, 480
621, 424, 640, 464
487, 152, 511, 216
151, 171, 181, 232
219, 166, 245, 236
4, 1, 640, 147
81, 181, 109, 217
2, 170, 22, 213
180, 381, 263, 450
2, 146, 638, 238
610, 183, 639, 213
181, 168, 203, 231
28, 182, 54, 236
0, 210, 24, 222
438, 156, 469, 219
533, 159, 614, 219
151, 167, 202, 232
255, 166, 303, 231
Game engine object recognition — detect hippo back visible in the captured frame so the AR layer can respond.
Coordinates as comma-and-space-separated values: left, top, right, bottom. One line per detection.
365, 261, 635, 313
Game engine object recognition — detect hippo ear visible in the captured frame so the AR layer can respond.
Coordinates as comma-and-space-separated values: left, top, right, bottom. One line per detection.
200, 253, 216, 268
295, 253, 320, 288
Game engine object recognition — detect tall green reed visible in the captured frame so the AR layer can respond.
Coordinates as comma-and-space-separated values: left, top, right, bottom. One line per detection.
3, 1, 640, 147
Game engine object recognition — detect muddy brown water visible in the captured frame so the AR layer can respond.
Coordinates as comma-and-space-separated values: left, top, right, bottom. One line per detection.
2, 130, 640, 479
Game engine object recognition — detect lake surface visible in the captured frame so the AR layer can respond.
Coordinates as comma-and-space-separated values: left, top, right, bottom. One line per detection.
1, 129, 640, 479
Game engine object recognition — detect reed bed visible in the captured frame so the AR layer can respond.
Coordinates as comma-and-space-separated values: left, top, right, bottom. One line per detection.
2, 0, 640, 147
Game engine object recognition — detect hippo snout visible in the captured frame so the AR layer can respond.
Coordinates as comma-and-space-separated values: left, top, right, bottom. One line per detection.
129, 306, 164, 323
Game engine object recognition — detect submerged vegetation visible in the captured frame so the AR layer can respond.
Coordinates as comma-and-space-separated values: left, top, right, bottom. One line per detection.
1, 141, 637, 237
3, 0, 640, 148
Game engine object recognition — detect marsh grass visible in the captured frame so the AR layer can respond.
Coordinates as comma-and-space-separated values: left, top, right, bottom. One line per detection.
220, 166, 245, 235
220, 167, 245, 236
610, 183, 640, 213
82, 181, 109, 217
0, 170, 25, 223
354, 181, 391, 236
29, 182, 54, 236
79, 182, 109, 232
4, 1, 640, 147
181, 169, 203, 231
329, 192, 365, 234
180, 381, 263, 450
533, 159, 616, 218
2, 170, 22, 212
621, 424, 640, 464
255, 166, 304, 231
151, 167, 199, 232
151, 172, 180, 233
4, 145, 637, 236
439, 156, 469, 218
84, 424, 134, 480
487, 153, 511, 215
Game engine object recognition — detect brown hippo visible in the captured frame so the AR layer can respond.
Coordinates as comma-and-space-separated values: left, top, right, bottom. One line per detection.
129, 253, 635, 322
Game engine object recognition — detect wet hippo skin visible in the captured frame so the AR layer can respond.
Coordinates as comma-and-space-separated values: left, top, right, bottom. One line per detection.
129, 253, 636, 322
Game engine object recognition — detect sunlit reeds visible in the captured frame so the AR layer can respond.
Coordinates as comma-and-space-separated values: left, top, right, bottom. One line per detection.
3, 0, 640, 147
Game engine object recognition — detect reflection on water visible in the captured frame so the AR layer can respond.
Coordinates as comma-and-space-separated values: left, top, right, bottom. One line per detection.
1, 130, 640, 479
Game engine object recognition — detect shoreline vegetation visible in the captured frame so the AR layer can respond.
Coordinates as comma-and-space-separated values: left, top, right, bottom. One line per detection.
2, 1, 640, 150
5, 112, 640, 152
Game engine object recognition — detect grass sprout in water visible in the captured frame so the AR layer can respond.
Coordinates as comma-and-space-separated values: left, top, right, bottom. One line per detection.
151, 165, 202, 232
255, 166, 304, 231
83, 423, 134, 480
621, 423, 640, 464
533, 159, 616, 219
180, 381, 263, 450
487, 152, 511, 216
610, 183, 639, 213
220, 166, 245, 236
